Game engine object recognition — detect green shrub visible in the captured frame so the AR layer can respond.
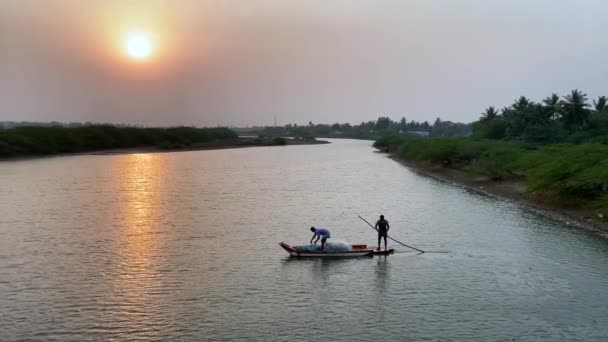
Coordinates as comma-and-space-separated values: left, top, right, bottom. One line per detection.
373, 135, 410, 152
524, 144, 608, 199
465, 145, 523, 179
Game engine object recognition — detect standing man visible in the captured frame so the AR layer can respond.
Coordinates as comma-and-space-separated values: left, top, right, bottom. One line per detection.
375, 215, 390, 251
310, 227, 331, 251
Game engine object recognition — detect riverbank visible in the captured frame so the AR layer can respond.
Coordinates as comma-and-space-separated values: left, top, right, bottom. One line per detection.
91, 137, 329, 155
374, 136, 608, 229
0, 125, 331, 160
391, 156, 608, 235
1, 136, 330, 160
0, 125, 239, 158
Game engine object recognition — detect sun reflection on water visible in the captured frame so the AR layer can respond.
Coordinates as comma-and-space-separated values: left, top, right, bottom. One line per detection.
122, 153, 162, 236
112, 153, 168, 327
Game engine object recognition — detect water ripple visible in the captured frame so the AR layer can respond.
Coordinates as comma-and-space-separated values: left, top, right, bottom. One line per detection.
1, 140, 608, 341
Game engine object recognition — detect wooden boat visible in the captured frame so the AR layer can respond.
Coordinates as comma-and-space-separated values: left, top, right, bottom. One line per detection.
373, 248, 395, 255
279, 242, 378, 257
354, 244, 395, 255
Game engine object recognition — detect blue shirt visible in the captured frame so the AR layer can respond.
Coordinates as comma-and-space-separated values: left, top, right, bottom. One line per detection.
314, 228, 331, 238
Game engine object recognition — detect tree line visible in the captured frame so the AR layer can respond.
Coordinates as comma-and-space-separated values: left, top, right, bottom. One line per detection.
0, 125, 238, 157
240, 117, 472, 140
473, 90, 608, 144
373, 89, 608, 219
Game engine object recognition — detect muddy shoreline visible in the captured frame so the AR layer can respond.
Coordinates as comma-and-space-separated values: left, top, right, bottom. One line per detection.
389, 156, 608, 236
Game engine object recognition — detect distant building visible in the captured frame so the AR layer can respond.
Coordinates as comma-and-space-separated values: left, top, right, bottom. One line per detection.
401, 130, 430, 138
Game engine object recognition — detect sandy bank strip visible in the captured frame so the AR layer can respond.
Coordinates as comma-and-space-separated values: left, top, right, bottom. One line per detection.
388, 156, 608, 236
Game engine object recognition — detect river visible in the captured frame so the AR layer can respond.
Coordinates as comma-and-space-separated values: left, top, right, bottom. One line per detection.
1, 139, 607, 341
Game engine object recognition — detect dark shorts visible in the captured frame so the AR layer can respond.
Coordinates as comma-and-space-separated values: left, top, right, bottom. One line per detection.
321, 237, 328, 243
378, 231, 388, 240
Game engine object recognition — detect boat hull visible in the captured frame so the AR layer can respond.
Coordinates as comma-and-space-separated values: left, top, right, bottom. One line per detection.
372, 248, 395, 255
279, 242, 374, 257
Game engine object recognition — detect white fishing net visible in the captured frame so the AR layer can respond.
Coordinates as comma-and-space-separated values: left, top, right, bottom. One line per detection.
293, 241, 351, 252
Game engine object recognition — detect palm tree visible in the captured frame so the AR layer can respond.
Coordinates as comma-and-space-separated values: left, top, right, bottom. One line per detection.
561, 89, 590, 128
481, 106, 499, 120
543, 93, 561, 120
593, 96, 607, 112
502, 97, 534, 137
399, 117, 407, 131
375, 117, 391, 130
513, 96, 532, 112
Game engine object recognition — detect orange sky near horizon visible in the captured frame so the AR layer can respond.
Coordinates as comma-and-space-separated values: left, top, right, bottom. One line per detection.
5, 1, 203, 75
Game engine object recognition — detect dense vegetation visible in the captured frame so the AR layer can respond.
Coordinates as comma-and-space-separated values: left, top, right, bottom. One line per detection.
236, 116, 472, 140
0, 125, 238, 157
375, 136, 608, 215
375, 90, 608, 218
473, 90, 608, 144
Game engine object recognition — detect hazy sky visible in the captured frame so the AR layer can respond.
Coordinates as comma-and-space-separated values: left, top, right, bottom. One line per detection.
1, 0, 607, 127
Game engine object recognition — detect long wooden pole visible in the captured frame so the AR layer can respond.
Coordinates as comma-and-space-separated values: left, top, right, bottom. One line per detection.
358, 215, 425, 254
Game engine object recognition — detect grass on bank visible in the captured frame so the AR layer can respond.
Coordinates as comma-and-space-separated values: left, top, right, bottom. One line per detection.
374, 136, 608, 216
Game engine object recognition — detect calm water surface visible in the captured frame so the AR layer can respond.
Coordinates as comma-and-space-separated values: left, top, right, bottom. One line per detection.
1, 139, 607, 341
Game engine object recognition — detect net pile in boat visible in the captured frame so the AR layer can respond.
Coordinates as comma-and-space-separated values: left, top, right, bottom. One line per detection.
292, 241, 351, 252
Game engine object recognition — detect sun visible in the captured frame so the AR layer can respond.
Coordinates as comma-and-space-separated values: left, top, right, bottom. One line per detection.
125, 32, 153, 60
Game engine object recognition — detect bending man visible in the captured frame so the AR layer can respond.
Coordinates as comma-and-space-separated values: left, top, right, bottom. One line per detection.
375, 215, 390, 251
310, 227, 331, 251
